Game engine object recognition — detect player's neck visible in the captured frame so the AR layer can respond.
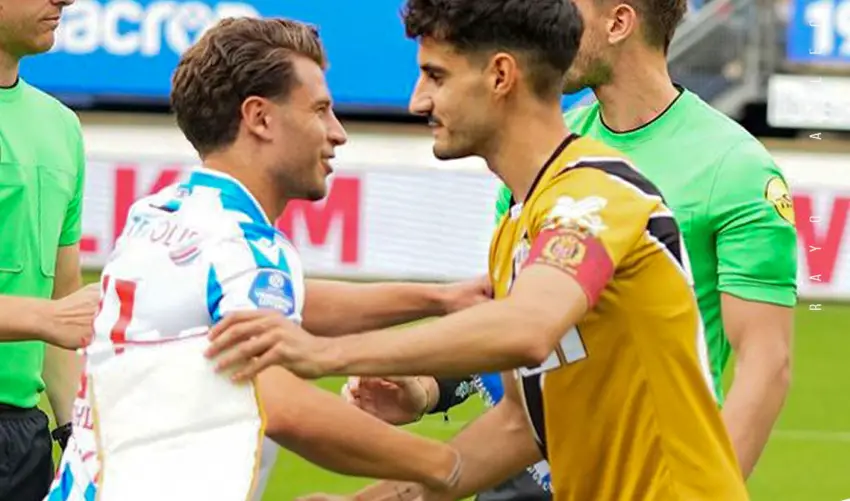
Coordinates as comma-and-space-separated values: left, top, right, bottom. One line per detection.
593, 54, 679, 132
203, 154, 285, 223
0, 51, 20, 88
488, 105, 570, 203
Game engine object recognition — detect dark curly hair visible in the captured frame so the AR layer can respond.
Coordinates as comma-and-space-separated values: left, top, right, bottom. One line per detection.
170, 17, 326, 157
402, 0, 583, 98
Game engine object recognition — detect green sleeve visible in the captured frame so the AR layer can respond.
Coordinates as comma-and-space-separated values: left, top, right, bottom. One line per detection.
708, 140, 798, 307
494, 183, 512, 225
59, 116, 85, 247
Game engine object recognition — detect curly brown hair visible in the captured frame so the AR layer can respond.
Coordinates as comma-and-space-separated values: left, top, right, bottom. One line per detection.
402, 0, 584, 98
170, 17, 326, 157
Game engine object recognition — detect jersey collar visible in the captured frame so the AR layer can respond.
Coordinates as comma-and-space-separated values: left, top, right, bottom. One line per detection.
186, 167, 271, 226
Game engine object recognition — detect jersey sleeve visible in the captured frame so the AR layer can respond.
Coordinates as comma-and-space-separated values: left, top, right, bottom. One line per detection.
708, 140, 798, 307
205, 223, 305, 324
59, 116, 85, 246
494, 183, 512, 224
524, 166, 653, 308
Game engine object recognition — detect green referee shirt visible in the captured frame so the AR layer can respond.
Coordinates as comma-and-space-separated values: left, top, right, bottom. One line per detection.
0, 78, 85, 408
495, 89, 798, 404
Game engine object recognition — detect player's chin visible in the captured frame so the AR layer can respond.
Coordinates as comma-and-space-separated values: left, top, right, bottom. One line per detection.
304, 180, 328, 201
25, 34, 56, 55
432, 143, 469, 161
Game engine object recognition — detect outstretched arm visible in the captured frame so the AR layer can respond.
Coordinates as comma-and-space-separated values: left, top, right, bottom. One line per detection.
258, 366, 460, 491
302, 278, 490, 337
349, 372, 541, 501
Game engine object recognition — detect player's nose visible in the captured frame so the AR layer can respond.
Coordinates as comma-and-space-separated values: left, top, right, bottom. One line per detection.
408, 77, 432, 117
327, 109, 348, 146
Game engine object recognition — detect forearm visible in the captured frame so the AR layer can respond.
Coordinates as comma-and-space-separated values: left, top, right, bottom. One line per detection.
721, 351, 790, 478
303, 279, 446, 337
352, 393, 539, 501
442, 396, 542, 498
326, 299, 551, 378
0, 296, 50, 342
43, 345, 82, 425
258, 367, 457, 489
44, 262, 84, 425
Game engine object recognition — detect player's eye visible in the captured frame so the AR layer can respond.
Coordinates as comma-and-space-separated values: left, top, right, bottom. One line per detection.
424, 70, 443, 85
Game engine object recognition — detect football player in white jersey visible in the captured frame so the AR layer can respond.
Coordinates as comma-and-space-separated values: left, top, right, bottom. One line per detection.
46, 17, 470, 501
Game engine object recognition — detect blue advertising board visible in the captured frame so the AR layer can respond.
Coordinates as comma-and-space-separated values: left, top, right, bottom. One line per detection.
786, 0, 850, 64
21, 0, 591, 113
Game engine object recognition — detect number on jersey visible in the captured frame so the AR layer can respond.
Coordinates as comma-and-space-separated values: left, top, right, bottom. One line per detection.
99, 274, 139, 355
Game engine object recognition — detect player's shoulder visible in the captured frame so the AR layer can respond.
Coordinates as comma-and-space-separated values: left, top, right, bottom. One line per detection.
678, 90, 776, 166
547, 135, 661, 201
19, 79, 80, 130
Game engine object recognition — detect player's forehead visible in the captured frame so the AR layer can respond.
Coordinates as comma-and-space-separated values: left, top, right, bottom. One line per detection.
289, 55, 332, 106
416, 36, 475, 74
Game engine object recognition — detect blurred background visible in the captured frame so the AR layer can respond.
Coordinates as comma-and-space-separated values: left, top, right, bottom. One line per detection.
23, 0, 850, 499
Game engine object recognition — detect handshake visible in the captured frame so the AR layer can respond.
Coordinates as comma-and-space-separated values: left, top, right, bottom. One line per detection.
298, 376, 459, 501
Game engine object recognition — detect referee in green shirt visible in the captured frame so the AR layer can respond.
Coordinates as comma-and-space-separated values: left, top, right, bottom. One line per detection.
0, 1, 100, 499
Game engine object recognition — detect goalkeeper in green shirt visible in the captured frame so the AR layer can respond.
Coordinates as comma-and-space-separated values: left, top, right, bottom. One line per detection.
344, 0, 797, 496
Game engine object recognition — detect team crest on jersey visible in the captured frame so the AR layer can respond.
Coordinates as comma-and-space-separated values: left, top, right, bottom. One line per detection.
765, 176, 795, 225
540, 229, 587, 269
543, 196, 607, 235
248, 270, 295, 315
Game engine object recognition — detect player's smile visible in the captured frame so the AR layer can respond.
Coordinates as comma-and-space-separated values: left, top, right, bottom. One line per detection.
321, 156, 334, 175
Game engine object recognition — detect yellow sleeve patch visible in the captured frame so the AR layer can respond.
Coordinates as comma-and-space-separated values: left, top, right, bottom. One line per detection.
765, 176, 795, 226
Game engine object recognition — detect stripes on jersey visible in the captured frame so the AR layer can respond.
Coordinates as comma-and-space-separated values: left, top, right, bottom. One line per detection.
563, 157, 689, 273
646, 213, 684, 267
563, 158, 663, 203
521, 373, 549, 459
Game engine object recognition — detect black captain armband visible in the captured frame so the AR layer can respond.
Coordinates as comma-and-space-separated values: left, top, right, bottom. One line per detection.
52, 423, 73, 451
428, 377, 478, 415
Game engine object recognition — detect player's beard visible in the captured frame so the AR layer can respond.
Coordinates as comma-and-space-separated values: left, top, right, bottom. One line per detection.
432, 121, 491, 161
562, 50, 613, 94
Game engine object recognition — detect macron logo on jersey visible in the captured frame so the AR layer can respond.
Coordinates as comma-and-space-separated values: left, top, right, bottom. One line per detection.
248, 270, 295, 316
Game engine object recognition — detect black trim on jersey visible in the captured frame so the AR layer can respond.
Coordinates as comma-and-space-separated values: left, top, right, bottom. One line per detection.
508, 134, 579, 207
521, 374, 549, 459
566, 160, 665, 202
0, 76, 19, 90
598, 83, 685, 135
647, 215, 684, 267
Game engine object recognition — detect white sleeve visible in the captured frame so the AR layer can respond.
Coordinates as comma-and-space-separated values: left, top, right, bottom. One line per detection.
204, 223, 305, 325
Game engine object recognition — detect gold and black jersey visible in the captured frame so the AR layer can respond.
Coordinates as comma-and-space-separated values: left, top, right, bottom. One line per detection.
489, 135, 748, 501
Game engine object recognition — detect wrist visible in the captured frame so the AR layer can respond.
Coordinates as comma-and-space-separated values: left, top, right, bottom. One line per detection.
315, 336, 346, 377
28, 298, 55, 342
430, 283, 454, 316
422, 446, 463, 492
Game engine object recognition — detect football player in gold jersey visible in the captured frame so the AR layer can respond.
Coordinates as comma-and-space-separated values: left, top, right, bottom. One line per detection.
205, 0, 750, 499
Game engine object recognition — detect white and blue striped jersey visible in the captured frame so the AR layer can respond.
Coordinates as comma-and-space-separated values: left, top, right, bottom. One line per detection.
47, 167, 301, 501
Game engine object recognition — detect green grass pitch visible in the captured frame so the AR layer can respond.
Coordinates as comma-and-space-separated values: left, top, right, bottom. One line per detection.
60, 273, 850, 500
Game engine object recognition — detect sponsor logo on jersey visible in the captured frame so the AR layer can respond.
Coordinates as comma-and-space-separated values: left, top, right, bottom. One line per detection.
765, 176, 795, 225
248, 270, 295, 316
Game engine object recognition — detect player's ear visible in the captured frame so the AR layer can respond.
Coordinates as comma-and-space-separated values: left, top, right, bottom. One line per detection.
488, 52, 520, 99
607, 3, 638, 45
241, 96, 275, 142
